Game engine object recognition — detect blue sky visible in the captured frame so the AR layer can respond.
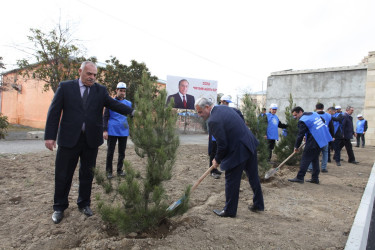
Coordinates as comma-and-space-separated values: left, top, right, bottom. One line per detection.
1, 0, 374, 99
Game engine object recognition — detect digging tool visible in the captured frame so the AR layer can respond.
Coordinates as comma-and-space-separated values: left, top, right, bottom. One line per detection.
167, 165, 216, 211
264, 142, 306, 179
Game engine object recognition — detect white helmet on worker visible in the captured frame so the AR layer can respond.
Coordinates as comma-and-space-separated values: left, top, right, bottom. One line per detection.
117, 82, 127, 89
220, 95, 232, 103
270, 103, 278, 110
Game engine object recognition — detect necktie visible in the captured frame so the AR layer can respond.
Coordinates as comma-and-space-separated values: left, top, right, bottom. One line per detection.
82, 86, 89, 106
183, 95, 187, 108
82, 86, 89, 132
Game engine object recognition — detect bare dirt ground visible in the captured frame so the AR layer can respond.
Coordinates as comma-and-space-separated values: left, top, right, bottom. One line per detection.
0, 142, 374, 250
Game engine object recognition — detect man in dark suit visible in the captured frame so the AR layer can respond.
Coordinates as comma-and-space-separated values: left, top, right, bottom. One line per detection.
340, 106, 359, 164
44, 61, 134, 224
166, 79, 195, 109
195, 98, 264, 217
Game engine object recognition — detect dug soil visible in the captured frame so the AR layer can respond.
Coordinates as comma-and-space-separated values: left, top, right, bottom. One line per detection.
1, 143, 374, 249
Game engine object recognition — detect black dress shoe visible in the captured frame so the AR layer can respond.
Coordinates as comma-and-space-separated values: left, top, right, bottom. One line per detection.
117, 171, 126, 177
248, 204, 264, 212
288, 178, 304, 183
52, 211, 64, 224
211, 172, 221, 179
321, 169, 328, 173
306, 179, 320, 184
79, 206, 93, 217
213, 209, 235, 218
336, 162, 341, 166
349, 161, 359, 164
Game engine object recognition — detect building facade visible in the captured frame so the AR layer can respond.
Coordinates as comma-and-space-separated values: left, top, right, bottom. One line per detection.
266, 51, 374, 145
0, 69, 166, 129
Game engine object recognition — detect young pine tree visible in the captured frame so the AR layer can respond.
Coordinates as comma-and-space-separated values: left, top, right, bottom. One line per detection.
0, 113, 9, 139
274, 93, 302, 165
242, 94, 269, 177
96, 72, 189, 234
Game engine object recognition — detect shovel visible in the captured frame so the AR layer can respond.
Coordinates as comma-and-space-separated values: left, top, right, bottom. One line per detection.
264, 142, 305, 179
167, 165, 216, 211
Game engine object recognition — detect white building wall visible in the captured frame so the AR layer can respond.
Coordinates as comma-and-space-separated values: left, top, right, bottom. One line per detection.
266, 66, 367, 124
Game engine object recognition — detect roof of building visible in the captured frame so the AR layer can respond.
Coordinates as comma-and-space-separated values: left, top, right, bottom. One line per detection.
270, 64, 367, 76
156, 79, 167, 85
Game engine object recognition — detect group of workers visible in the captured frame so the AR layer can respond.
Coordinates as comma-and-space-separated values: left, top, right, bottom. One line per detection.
261, 103, 367, 184
44, 61, 368, 224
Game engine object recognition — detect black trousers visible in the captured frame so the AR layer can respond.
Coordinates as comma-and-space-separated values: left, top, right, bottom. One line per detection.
267, 139, 276, 161
297, 147, 321, 180
224, 153, 264, 216
356, 133, 365, 147
106, 136, 128, 174
340, 138, 356, 162
333, 139, 343, 162
53, 132, 98, 211
328, 141, 333, 162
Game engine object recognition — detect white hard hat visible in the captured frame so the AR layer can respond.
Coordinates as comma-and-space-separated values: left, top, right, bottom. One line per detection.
270, 103, 278, 109
357, 114, 363, 118
117, 82, 127, 89
220, 95, 232, 103
335, 105, 341, 110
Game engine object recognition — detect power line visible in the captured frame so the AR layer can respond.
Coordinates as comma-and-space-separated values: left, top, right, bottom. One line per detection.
77, 0, 262, 83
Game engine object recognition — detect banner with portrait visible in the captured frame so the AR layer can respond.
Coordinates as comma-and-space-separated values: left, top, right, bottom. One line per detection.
166, 75, 218, 110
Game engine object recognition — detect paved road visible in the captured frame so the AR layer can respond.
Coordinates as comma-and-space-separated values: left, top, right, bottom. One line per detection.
0, 134, 208, 154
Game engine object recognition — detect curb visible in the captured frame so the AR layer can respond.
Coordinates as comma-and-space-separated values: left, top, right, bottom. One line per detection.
345, 162, 375, 249
26, 131, 44, 140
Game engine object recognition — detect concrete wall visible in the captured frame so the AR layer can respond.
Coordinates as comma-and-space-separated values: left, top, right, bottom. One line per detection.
266, 66, 367, 125
363, 51, 375, 146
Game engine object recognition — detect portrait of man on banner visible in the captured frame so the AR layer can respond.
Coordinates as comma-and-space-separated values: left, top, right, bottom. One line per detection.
166, 79, 195, 109
166, 75, 217, 110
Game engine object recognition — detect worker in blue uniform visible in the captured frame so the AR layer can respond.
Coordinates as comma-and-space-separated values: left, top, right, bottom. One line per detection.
103, 82, 132, 179
288, 106, 332, 184
265, 103, 287, 162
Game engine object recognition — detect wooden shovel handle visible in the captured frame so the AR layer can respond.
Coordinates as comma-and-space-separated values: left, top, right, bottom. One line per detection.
277, 142, 306, 170
191, 165, 216, 193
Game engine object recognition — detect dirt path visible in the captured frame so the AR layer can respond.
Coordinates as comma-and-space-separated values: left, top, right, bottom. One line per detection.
0, 143, 374, 249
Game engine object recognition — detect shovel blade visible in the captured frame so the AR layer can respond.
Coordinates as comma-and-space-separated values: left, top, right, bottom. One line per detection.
166, 197, 184, 211
265, 168, 278, 179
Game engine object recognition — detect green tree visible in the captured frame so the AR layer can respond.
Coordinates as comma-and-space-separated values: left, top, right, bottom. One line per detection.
274, 93, 301, 165
125, 60, 158, 105
242, 94, 269, 177
17, 24, 95, 92
96, 72, 188, 234
0, 113, 9, 139
98, 57, 158, 104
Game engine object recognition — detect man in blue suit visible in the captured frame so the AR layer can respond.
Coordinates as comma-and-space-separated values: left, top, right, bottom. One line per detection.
44, 61, 134, 224
195, 98, 264, 217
